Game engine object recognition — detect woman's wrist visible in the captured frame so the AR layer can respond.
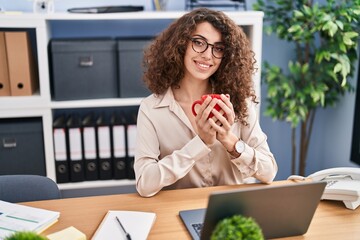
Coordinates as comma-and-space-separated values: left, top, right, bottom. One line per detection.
220, 134, 239, 153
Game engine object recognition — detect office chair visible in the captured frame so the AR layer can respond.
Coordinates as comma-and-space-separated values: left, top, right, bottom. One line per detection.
0, 175, 61, 203
186, 0, 247, 11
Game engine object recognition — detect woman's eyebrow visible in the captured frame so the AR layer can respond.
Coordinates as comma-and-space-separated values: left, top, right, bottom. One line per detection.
191, 34, 224, 44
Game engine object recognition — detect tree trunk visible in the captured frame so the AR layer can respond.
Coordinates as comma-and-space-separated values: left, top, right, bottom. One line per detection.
291, 128, 296, 175
298, 109, 316, 176
299, 119, 307, 176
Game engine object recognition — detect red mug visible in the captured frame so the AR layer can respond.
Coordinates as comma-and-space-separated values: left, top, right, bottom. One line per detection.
191, 94, 227, 118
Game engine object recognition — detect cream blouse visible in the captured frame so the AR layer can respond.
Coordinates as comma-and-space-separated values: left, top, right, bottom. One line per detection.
134, 88, 278, 197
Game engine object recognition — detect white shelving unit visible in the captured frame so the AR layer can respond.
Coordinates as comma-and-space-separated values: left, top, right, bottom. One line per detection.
0, 11, 263, 191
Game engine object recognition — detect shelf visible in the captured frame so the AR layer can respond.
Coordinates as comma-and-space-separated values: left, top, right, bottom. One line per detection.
50, 11, 262, 21
0, 92, 50, 111
0, 11, 263, 23
58, 179, 136, 190
51, 98, 143, 109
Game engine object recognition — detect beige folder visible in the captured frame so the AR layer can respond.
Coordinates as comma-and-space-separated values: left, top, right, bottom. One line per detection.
5, 31, 38, 96
0, 32, 11, 96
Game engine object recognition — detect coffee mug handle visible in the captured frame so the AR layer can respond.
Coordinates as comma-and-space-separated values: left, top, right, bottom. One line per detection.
191, 100, 203, 116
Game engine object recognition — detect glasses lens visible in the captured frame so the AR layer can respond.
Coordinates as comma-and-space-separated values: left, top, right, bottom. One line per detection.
212, 44, 225, 59
191, 38, 207, 53
191, 38, 225, 59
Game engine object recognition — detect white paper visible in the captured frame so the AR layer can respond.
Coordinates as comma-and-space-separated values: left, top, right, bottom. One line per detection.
0, 201, 60, 240
92, 211, 156, 240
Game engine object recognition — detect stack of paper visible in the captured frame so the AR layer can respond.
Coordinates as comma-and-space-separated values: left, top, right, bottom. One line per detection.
92, 210, 156, 240
0, 200, 60, 240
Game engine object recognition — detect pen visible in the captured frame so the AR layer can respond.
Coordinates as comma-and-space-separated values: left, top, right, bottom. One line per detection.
116, 216, 132, 240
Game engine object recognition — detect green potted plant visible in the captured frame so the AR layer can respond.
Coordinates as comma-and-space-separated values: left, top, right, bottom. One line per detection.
211, 214, 264, 240
253, 0, 360, 175
4, 231, 47, 240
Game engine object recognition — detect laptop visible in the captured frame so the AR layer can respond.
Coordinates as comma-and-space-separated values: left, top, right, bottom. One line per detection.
179, 181, 326, 240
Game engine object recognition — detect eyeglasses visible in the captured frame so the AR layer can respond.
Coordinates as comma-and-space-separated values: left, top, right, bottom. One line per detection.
189, 37, 225, 59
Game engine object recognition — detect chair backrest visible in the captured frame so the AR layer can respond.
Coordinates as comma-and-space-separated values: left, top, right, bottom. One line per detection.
0, 175, 61, 203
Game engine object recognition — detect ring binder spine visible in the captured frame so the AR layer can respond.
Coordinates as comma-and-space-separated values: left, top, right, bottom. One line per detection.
82, 113, 99, 181
53, 115, 70, 183
67, 114, 85, 182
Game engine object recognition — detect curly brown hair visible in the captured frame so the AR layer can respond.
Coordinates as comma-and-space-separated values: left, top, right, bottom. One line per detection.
143, 8, 257, 125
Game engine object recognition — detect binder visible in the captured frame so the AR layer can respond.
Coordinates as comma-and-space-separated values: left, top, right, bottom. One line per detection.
82, 113, 98, 181
53, 115, 70, 183
5, 31, 38, 96
0, 32, 11, 96
126, 109, 138, 180
66, 114, 85, 182
96, 113, 113, 180
111, 112, 127, 179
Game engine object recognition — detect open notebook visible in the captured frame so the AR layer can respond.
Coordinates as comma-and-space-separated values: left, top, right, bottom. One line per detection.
92, 210, 156, 240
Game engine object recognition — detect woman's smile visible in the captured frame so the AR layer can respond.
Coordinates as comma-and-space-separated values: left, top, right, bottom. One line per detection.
194, 60, 212, 70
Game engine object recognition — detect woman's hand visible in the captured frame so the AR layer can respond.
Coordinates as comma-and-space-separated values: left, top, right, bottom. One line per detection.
195, 96, 218, 146
208, 94, 238, 150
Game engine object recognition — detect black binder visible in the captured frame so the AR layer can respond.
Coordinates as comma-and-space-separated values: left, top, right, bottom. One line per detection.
111, 111, 127, 179
82, 113, 98, 181
125, 108, 138, 180
66, 114, 85, 182
53, 115, 70, 183
96, 113, 113, 180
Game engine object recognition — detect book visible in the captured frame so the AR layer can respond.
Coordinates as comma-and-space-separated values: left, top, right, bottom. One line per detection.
92, 210, 156, 240
0, 200, 60, 240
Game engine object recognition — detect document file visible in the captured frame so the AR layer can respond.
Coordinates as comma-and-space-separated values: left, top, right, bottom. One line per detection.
5, 31, 38, 96
96, 113, 113, 180
111, 112, 127, 179
0, 200, 60, 240
82, 113, 98, 181
53, 115, 69, 183
126, 114, 137, 180
0, 32, 10, 96
67, 114, 85, 182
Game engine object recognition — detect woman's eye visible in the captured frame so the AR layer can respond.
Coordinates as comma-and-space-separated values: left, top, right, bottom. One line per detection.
194, 40, 205, 46
214, 46, 225, 53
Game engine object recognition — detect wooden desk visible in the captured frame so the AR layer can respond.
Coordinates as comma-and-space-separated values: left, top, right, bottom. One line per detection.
22, 181, 360, 240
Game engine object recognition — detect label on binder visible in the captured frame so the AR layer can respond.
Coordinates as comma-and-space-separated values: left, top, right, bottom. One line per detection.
113, 125, 126, 158
98, 126, 111, 159
127, 125, 137, 157
53, 128, 67, 161
83, 127, 96, 159
69, 128, 82, 160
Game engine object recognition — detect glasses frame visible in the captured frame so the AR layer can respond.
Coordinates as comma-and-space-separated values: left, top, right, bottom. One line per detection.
189, 37, 225, 59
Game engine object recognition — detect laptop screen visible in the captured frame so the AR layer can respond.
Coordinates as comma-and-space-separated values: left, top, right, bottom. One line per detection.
180, 182, 326, 240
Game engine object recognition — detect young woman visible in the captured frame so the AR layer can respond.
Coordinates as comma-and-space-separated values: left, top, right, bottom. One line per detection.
134, 8, 278, 197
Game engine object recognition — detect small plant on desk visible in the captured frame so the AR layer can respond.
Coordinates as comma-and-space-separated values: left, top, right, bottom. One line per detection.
4, 231, 47, 240
211, 214, 264, 240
